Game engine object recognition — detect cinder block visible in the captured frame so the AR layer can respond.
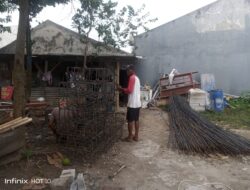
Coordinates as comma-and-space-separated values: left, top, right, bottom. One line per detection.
50, 177, 72, 190
60, 169, 76, 180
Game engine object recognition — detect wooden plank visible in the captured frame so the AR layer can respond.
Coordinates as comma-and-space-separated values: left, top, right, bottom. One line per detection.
0, 117, 30, 131
0, 118, 32, 133
0, 119, 31, 133
0, 117, 22, 129
160, 86, 195, 98
159, 71, 200, 100
160, 75, 193, 87
160, 71, 198, 81
0, 117, 31, 130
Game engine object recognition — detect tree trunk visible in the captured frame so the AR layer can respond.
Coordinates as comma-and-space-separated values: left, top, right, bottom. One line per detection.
82, 28, 92, 69
83, 42, 88, 69
26, 16, 32, 101
13, 0, 29, 118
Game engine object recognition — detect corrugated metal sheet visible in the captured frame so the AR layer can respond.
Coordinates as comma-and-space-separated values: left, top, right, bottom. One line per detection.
0, 20, 131, 57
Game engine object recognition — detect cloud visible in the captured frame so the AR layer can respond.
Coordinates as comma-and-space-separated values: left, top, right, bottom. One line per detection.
6, 0, 217, 41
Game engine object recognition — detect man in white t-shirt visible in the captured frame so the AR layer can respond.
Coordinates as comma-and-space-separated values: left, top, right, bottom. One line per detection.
118, 65, 141, 142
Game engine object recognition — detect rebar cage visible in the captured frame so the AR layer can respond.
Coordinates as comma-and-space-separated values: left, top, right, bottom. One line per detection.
56, 68, 123, 157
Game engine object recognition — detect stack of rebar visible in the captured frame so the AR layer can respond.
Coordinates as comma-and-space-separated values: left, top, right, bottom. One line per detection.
168, 95, 250, 156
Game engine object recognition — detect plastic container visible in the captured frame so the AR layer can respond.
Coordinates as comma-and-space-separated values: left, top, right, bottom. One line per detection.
209, 89, 224, 112
188, 88, 208, 111
140, 89, 152, 108
201, 73, 216, 92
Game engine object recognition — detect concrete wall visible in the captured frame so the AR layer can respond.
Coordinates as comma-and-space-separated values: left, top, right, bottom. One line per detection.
135, 0, 250, 95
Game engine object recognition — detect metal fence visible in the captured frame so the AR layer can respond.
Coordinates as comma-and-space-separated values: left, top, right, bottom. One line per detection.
56, 68, 123, 158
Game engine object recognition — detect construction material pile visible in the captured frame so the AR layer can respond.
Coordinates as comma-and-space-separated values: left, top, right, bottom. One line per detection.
168, 96, 250, 156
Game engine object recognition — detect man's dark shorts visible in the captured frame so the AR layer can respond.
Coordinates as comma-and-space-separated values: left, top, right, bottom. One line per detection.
127, 107, 140, 122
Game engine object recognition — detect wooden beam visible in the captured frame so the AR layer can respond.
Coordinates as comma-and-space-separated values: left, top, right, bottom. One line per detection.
34, 62, 42, 73
0, 117, 32, 134
51, 61, 61, 72
0, 117, 22, 129
44, 60, 48, 73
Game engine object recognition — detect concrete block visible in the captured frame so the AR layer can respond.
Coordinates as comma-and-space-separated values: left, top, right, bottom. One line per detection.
60, 169, 76, 180
50, 169, 76, 190
50, 177, 72, 190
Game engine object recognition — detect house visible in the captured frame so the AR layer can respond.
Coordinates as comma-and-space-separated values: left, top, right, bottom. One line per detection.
0, 26, 17, 49
135, 0, 250, 95
0, 20, 137, 108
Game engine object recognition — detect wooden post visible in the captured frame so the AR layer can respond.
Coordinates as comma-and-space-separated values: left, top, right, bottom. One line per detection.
9, 59, 13, 85
115, 62, 120, 112
44, 60, 48, 73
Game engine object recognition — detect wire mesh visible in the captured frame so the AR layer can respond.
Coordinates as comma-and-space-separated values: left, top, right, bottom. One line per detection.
56, 68, 123, 158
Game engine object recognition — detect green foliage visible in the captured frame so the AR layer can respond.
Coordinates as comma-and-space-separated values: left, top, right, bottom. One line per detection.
22, 148, 33, 160
0, 16, 11, 33
103, 3, 158, 49
29, 0, 70, 17
159, 104, 170, 112
7, 0, 70, 17
201, 97, 250, 130
0, 0, 70, 33
0, 0, 15, 33
73, 0, 118, 40
0, 1, 16, 12
0, 0, 70, 27
240, 91, 250, 102
73, 0, 157, 49
62, 157, 71, 166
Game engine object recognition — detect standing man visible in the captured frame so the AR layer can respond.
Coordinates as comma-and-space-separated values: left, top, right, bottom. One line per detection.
118, 65, 141, 142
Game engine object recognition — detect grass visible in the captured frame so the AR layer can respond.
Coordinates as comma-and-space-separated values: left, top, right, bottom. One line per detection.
158, 104, 170, 112
21, 148, 33, 160
201, 97, 250, 130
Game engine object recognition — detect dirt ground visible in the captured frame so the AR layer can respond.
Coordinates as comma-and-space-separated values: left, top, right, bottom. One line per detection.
1, 108, 250, 190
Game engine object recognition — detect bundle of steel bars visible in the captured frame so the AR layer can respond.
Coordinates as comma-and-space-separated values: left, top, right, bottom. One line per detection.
168, 95, 250, 156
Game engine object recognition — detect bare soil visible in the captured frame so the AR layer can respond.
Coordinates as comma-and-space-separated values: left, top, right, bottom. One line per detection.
1, 108, 250, 190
